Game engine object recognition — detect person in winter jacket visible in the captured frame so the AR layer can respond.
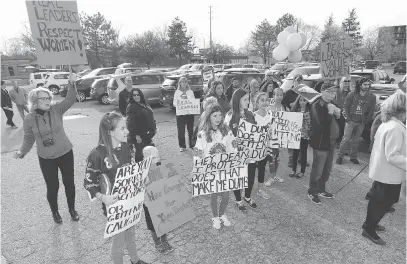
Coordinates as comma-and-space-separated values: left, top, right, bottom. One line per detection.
225, 77, 240, 101
336, 77, 376, 165
207, 81, 230, 113
126, 88, 156, 161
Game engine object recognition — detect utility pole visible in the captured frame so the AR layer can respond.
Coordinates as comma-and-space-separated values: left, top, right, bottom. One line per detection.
209, 6, 213, 51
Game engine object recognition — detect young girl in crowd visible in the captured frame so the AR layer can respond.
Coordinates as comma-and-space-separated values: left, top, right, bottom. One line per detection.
265, 88, 289, 186
252, 92, 272, 200
224, 89, 257, 211
195, 104, 235, 229
207, 81, 230, 114
84, 112, 148, 264
289, 95, 311, 179
173, 77, 196, 152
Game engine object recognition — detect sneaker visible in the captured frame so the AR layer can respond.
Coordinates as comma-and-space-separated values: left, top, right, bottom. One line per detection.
11, 125, 17, 129
308, 194, 322, 205
362, 223, 386, 232
265, 178, 275, 187
362, 229, 386, 245
295, 172, 304, 179
155, 242, 167, 254
219, 214, 231, 227
236, 201, 247, 211
257, 189, 270, 200
289, 172, 296, 178
336, 157, 343, 164
350, 158, 360, 164
162, 240, 174, 253
273, 176, 284, 183
212, 217, 221, 229
179, 148, 185, 152
318, 192, 334, 199
244, 197, 257, 208
387, 207, 395, 213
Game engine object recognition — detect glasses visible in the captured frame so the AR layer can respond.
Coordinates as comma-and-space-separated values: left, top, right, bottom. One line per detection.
133, 94, 140, 97
38, 97, 51, 101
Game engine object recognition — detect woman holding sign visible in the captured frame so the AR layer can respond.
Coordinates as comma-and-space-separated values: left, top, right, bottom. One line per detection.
173, 76, 196, 152
84, 112, 149, 264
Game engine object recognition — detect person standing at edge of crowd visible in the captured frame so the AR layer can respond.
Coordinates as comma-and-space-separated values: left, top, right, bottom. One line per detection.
308, 83, 341, 205
9, 80, 29, 120
336, 77, 376, 165
119, 76, 133, 116
362, 91, 406, 246
173, 76, 196, 152
207, 81, 230, 114
84, 112, 149, 264
14, 74, 79, 224
1, 80, 17, 128
225, 77, 240, 101
126, 88, 156, 161
333, 76, 351, 146
224, 88, 256, 211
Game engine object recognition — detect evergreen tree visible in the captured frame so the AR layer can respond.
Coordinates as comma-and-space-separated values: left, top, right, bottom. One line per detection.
167, 17, 195, 65
342, 8, 362, 47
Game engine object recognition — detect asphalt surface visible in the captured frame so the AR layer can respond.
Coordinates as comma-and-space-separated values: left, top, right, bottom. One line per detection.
1, 69, 405, 264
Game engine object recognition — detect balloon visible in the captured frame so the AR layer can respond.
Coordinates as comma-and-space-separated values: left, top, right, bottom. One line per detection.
288, 50, 302, 63
277, 31, 291, 45
284, 26, 297, 34
286, 33, 302, 51
273, 45, 290, 61
299, 33, 307, 49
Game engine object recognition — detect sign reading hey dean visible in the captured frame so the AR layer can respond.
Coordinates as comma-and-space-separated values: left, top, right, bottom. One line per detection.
25, 0, 88, 66
320, 38, 352, 80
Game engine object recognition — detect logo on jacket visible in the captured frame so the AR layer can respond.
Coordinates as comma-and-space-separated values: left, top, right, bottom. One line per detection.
209, 143, 227, 155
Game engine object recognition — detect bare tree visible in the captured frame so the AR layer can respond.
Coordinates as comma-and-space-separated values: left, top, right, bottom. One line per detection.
295, 18, 321, 50
236, 37, 252, 56
361, 26, 396, 60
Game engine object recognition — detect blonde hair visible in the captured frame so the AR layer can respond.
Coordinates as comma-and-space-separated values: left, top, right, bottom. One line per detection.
27, 87, 54, 112
380, 90, 406, 122
253, 92, 268, 111
177, 76, 190, 91
203, 96, 218, 111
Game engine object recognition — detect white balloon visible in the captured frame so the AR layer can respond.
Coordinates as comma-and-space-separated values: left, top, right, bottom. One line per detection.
284, 26, 297, 34
273, 45, 290, 61
288, 50, 302, 63
277, 31, 291, 45
286, 33, 302, 51
299, 33, 307, 49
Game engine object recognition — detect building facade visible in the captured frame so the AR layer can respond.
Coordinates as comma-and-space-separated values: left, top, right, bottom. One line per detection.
1, 55, 34, 81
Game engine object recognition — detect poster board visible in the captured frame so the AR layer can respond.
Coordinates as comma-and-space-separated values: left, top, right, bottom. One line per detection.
202, 66, 214, 95
176, 98, 201, 116
237, 119, 270, 161
296, 85, 321, 104
104, 157, 152, 239
25, 0, 88, 66
320, 38, 352, 80
144, 161, 196, 237
268, 111, 303, 149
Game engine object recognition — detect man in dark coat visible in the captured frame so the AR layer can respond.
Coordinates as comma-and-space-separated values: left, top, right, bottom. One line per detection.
1, 80, 17, 128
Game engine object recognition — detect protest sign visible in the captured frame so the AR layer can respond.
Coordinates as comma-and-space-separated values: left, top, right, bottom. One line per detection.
237, 119, 270, 161
202, 66, 214, 95
191, 152, 250, 196
320, 38, 352, 80
144, 160, 196, 237
176, 98, 201, 116
269, 111, 303, 149
296, 85, 321, 104
104, 157, 152, 239
25, 0, 87, 66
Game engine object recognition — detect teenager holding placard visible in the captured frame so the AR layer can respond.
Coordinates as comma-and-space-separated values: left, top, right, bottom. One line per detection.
195, 104, 236, 229
173, 76, 196, 152
84, 112, 149, 264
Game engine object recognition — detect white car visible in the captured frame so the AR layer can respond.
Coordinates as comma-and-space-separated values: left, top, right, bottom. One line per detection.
44, 72, 70, 95
29, 72, 48, 88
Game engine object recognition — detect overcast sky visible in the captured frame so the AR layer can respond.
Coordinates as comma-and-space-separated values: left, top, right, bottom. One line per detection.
1, 0, 405, 51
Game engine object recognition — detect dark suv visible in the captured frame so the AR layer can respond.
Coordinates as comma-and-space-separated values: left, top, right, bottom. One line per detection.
393, 61, 406, 74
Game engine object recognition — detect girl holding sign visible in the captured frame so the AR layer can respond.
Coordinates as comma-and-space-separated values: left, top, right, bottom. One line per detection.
83, 112, 149, 264
173, 76, 196, 152
195, 104, 236, 229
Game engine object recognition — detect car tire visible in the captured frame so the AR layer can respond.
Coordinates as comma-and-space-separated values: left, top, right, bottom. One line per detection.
99, 93, 110, 105
49, 86, 59, 95
76, 91, 86, 102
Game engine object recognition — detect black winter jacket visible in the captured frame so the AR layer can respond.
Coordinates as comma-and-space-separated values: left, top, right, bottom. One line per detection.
126, 102, 156, 143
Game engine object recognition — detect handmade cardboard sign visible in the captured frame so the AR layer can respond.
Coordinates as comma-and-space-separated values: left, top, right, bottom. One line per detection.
191, 152, 250, 196
296, 85, 321, 104
25, 0, 88, 66
176, 98, 201, 116
320, 38, 352, 80
269, 111, 303, 149
202, 66, 214, 95
237, 119, 270, 161
104, 157, 152, 239
144, 161, 196, 237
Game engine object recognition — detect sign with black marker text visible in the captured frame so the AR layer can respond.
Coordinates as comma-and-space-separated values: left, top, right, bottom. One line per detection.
269, 111, 303, 149
320, 38, 352, 80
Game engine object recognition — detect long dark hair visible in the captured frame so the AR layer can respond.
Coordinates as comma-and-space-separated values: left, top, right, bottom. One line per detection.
228, 88, 248, 129
291, 95, 310, 112
355, 77, 371, 94
98, 112, 123, 166
199, 104, 229, 143
128, 88, 148, 107
209, 81, 226, 99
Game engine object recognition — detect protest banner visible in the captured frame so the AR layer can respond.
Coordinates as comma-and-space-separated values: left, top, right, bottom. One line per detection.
269, 111, 303, 149
202, 65, 214, 95
237, 119, 270, 161
320, 38, 352, 80
25, 0, 88, 66
296, 85, 321, 104
144, 160, 196, 237
191, 152, 250, 196
176, 98, 201, 116
104, 157, 152, 239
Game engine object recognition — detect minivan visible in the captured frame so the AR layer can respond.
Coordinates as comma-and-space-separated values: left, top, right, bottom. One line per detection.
90, 78, 110, 104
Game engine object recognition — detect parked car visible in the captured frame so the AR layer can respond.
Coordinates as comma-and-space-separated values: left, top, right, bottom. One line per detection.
364, 60, 380, 69
350, 69, 395, 84
77, 69, 92, 77
43, 72, 70, 95
74, 67, 117, 101
285, 66, 320, 79
186, 64, 204, 73
29, 72, 48, 88
268, 63, 297, 79
170, 64, 194, 75
159, 72, 204, 109
114, 67, 144, 75
242, 64, 269, 73
215, 70, 265, 92
107, 72, 168, 106
90, 77, 110, 105
393, 61, 406, 74
222, 64, 243, 70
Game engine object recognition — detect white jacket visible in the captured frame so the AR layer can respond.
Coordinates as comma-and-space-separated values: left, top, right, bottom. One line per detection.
369, 118, 406, 184
195, 130, 236, 157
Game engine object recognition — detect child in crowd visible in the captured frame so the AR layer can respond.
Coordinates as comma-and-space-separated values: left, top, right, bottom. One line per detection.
207, 81, 230, 114
289, 95, 311, 178
194, 104, 236, 229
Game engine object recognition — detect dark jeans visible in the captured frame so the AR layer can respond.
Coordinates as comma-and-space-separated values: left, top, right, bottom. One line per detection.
143, 204, 155, 232
176, 115, 194, 148
38, 149, 76, 213
336, 114, 346, 144
308, 148, 335, 195
2, 108, 15, 126
128, 136, 154, 162
292, 138, 309, 173
364, 181, 401, 232
234, 159, 267, 201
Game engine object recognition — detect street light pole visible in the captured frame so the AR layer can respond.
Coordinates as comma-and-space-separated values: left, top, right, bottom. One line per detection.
209, 6, 213, 51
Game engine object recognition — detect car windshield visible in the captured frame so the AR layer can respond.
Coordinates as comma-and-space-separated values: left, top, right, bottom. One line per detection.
190, 65, 201, 70
162, 78, 177, 86
271, 64, 288, 70
82, 69, 99, 78
351, 72, 374, 81
179, 65, 192, 70
286, 67, 320, 78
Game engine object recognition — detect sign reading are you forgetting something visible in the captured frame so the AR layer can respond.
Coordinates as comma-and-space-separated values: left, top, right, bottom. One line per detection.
25, 0, 87, 66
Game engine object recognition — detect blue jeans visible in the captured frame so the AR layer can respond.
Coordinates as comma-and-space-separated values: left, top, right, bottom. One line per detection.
308, 148, 335, 195
338, 121, 365, 159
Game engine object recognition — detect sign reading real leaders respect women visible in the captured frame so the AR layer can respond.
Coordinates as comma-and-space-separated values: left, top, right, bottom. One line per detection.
175, 98, 201, 116
25, 0, 88, 66
104, 157, 152, 239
